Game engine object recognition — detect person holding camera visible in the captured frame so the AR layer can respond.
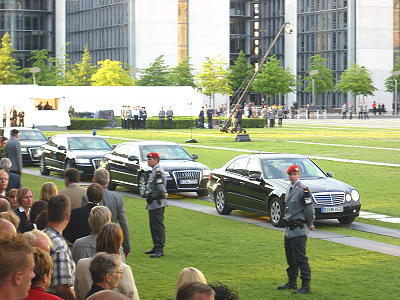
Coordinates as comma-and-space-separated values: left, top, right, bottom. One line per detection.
143, 152, 167, 258
277, 165, 315, 294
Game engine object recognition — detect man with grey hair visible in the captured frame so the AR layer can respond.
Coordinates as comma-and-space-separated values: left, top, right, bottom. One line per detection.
0, 218, 16, 236
86, 290, 130, 300
0, 197, 10, 212
72, 205, 112, 263
23, 229, 53, 253
0, 157, 21, 191
176, 282, 215, 300
92, 168, 131, 257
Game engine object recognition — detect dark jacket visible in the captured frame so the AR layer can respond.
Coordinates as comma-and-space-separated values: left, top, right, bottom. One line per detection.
15, 207, 34, 233
6, 170, 21, 191
5, 137, 22, 171
63, 202, 98, 244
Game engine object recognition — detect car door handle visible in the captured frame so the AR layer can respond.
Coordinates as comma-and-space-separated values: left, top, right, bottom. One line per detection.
222, 177, 229, 182
239, 181, 246, 186
113, 162, 125, 167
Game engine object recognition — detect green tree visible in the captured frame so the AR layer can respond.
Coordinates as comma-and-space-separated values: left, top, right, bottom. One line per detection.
195, 56, 232, 103
64, 45, 95, 86
252, 56, 297, 101
91, 59, 135, 86
28, 49, 62, 85
384, 56, 400, 92
303, 54, 334, 94
137, 55, 171, 86
0, 33, 23, 84
335, 63, 377, 97
229, 50, 253, 91
168, 57, 196, 87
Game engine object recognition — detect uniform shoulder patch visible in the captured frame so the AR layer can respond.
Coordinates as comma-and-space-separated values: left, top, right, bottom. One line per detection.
303, 187, 312, 205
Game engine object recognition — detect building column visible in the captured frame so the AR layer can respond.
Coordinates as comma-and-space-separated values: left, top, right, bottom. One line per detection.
284, 0, 297, 108
55, 0, 66, 61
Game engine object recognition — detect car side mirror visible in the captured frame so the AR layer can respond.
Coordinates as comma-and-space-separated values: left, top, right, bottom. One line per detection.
127, 155, 138, 161
249, 173, 262, 181
112, 144, 117, 149
326, 171, 334, 178
57, 145, 66, 151
191, 153, 199, 160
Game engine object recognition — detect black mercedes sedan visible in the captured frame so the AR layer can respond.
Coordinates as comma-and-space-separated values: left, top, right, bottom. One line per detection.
100, 141, 210, 196
208, 153, 361, 226
1, 127, 47, 163
38, 134, 112, 176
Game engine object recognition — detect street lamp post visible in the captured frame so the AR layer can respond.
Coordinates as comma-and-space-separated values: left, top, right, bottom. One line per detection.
393, 70, 400, 115
29, 67, 41, 85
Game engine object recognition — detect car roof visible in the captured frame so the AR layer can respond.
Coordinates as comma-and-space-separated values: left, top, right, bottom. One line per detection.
2, 127, 42, 132
118, 140, 178, 146
51, 134, 105, 138
234, 153, 308, 160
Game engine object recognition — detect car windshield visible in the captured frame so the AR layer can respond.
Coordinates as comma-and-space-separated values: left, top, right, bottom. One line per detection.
67, 137, 111, 151
261, 158, 326, 179
139, 145, 192, 160
18, 130, 47, 141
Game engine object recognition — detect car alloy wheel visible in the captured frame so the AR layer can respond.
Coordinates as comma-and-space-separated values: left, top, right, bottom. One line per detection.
269, 197, 285, 227
39, 157, 50, 175
138, 173, 148, 197
215, 189, 232, 215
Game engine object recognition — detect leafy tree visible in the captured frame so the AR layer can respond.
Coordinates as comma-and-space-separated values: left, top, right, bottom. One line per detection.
229, 50, 253, 91
64, 45, 95, 86
28, 49, 62, 85
335, 63, 377, 97
91, 59, 135, 86
195, 56, 232, 100
0, 33, 23, 84
137, 55, 171, 86
384, 56, 400, 92
303, 54, 334, 94
168, 57, 196, 87
252, 56, 297, 101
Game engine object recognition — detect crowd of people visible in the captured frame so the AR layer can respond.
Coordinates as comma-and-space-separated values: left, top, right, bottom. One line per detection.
3, 107, 25, 127
0, 155, 240, 300
120, 106, 148, 130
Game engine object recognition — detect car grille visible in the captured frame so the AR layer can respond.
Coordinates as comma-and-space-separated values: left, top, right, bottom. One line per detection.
28, 147, 40, 161
173, 170, 201, 189
92, 159, 102, 169
312, 192, 345, 206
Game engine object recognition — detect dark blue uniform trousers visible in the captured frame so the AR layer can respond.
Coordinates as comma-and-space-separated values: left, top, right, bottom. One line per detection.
284, 235, 311, 281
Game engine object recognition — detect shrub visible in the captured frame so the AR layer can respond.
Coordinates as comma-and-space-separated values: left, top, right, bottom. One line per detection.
68, 118, 110, 130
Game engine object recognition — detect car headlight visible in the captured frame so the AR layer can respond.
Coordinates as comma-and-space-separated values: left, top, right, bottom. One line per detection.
21, 147, 28, 153
351, 190, 360, 202
202, 169, 211, 177
37, 149, 43, 156
74, 158, 91, 164
345, 193, 352, 202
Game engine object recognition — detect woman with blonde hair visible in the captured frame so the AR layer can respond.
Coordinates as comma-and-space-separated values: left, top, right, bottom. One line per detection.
14, 187, 35, 232
39, 182, 58, 202
6, 188, 18, 210
175, 267, 207, 297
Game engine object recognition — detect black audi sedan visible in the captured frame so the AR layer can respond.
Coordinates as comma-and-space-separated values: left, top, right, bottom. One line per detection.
38, 134, 112, 176
100, 141, 210, 196
1, 127, 47, 164
208, 153, 361, 226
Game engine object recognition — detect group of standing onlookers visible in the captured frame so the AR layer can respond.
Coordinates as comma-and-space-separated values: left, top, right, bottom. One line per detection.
197, 105, 214, 129
3, 107, 25, 127
158, 107, 174, 129
121, 106, 147, 129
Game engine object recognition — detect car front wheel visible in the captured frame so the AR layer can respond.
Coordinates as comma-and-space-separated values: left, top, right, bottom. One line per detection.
138, 173, 148, 197
215, 188, 232, 215
338, 216, 356, 225
269, 197, 285, 227
39, 157, 50, 175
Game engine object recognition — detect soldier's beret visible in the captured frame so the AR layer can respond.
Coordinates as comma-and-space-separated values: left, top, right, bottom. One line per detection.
146, 152, 160, 159
287, 165, 300, 174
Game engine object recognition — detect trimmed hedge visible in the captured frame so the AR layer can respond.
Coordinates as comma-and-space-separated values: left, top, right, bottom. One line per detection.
68, 118, 110, 130
68, 117, 266, 130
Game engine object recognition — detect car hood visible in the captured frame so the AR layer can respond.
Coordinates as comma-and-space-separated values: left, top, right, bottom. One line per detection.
68, 149, 111, 159
267, 177, 354, 193
20, 140, 46, 147
140, 160, 209, 171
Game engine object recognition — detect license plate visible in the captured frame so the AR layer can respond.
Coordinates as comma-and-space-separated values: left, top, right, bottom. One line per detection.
321, 206, 344, 213
180, 179, 198, 184
32, 154, 38, 158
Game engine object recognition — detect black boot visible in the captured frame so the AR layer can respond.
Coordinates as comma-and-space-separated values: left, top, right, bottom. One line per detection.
150, 248, 164, 258
292, 280, 311, 294
277, 280, 297, 290
144, 248, 155, 254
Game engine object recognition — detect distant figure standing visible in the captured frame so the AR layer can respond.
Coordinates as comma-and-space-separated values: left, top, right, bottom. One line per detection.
358, 103, 364, 119
36, 101, 43, 110
159, 107, 165, 129
166, 107, 174, 129
277, 108, 284, 126
377, 102, 382, 115
2, 108, 6, 127
198, 107, 204, 128
306, 104, 311, 119
5, 129, 22, 176
206, 106, 213, 129
43, 101, 52, 110
132, 106, 139, 129
139, 107, 147, 129
363, 102, 369, 120
347, 103, 353, 120
372, 101, 377, 115
18, 111, 24, 127
341, 103, 347, 119
261, 105, 268, 128
268, 108, 276, 127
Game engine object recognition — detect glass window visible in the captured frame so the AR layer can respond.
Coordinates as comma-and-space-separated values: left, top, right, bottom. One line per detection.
247, 158, 262, 177
139, 145, 192, 161
67, 137, 112, 151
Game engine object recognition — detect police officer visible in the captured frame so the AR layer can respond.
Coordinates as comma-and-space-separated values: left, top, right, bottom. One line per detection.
144, 152, 168, 258
159, 107, 165, 129
277, 165, 315, 294
166, 106, 174, 129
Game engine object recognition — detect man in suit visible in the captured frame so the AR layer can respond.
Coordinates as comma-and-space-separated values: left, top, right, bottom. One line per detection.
5, 129, 22, 176
59, 168, 88, 209
92, 168, 131, 257
64, 183, 103, 244
0, 158, 21, 191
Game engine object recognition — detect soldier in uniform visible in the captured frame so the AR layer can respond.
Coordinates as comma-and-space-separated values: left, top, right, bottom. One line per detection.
143, 152, 168, 258
277, 165, 315, 294
159, 107, 166, 129
166, 107, 174, 129
139, 106, 147, 129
